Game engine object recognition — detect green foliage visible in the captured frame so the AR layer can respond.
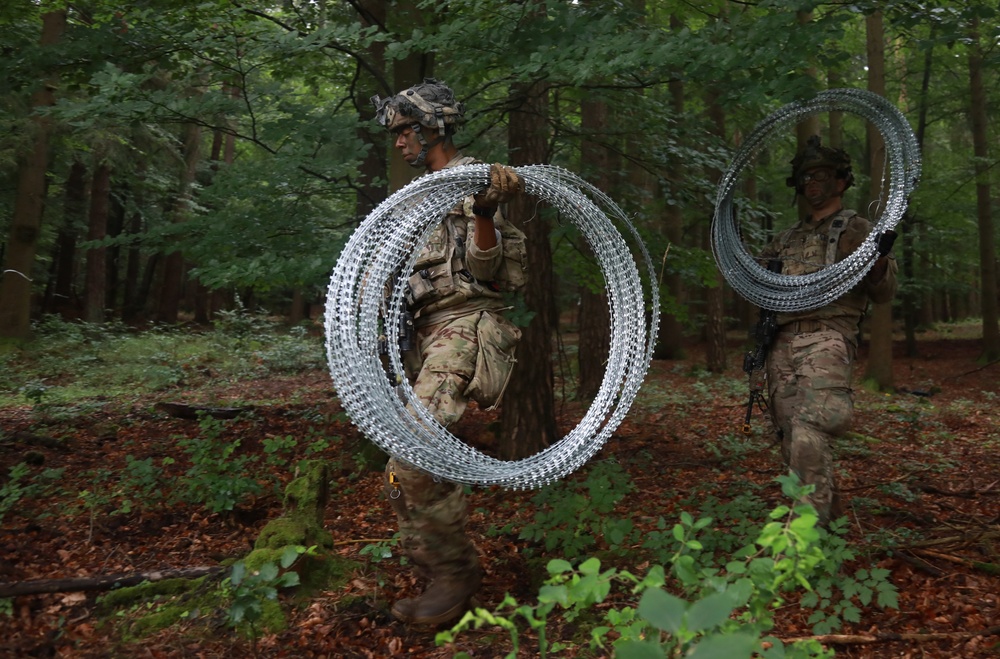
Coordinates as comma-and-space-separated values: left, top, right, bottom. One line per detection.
226, 546, 304, 628
174, 416, 262, 514
359, 537, 397, 565
0, 462, 65, 523
0, 315, 325, 411
518, 459, 635, 558
445, 475, 897, 658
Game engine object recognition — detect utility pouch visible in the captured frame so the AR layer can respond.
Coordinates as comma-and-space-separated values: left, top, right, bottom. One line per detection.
406, 261, 455, 306
464, 311, 521, 409
493, 220, 528, 292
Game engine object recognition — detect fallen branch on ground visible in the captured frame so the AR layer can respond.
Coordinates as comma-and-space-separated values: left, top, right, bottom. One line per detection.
907, 548, 1000, 575
0, 566, 225, 598
779, 625, 1000, 646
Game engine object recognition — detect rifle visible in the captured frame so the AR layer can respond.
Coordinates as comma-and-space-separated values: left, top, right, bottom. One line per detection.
378, 275, 416, 385
741, 259, 782, 435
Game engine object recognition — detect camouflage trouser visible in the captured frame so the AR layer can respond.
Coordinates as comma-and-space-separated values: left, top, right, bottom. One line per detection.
383, 313, 480, 580
766, 329, 855, 524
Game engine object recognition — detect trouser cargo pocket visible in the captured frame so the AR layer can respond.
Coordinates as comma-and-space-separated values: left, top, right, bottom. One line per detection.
464, 311, 521, 409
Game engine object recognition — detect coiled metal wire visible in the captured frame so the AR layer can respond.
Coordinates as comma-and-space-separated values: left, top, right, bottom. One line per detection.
712, 88, 921, 312
325, 164, 658, 489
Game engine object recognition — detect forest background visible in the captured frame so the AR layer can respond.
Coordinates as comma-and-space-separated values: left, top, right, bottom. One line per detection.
1, 0, 999, 657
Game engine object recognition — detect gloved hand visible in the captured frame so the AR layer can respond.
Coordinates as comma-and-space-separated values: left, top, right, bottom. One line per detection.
876, 229, 897, 257
474, 163, 521, 209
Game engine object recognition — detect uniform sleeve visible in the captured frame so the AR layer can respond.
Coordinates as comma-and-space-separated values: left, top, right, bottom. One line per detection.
866, 255, 897, 303
837, 215, 870, 259
465, 215, 503, 282
839, 215, 897, 303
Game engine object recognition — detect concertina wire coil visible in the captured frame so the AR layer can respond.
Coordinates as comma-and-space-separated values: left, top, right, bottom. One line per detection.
712, 88, 922, 312
325, 164, 659, 490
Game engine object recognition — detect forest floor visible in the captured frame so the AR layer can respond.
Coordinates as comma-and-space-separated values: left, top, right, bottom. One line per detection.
1, 326, 998, 658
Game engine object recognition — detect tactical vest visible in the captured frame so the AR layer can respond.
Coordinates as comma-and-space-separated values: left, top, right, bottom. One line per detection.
775, 209, 854, 276
772, 209, 870, 343
405, 156, 528, 318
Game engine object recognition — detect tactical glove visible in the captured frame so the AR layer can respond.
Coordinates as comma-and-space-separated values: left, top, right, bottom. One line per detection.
474, 163, 521, 210
876, 229, 897, 257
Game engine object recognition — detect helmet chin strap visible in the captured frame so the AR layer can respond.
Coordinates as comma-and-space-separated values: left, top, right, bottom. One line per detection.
408, 124, 445, 168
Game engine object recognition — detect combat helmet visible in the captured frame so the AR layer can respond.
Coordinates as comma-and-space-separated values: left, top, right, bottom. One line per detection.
786, 135, 854, 192
371, 78, 465, 167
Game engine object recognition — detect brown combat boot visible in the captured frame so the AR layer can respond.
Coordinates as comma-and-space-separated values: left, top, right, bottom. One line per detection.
391, 566, 482, 626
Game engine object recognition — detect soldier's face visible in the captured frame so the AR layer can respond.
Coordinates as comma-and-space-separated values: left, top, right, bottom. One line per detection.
392, 125, 422, 164
801, 167, 844, 209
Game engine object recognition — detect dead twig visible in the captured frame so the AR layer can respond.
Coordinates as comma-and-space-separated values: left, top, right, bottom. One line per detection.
778, 625, 1000, 646
333, 538, 394, 546
912, 479, 1000, 498
904, 529, 1000, 549
907, 548, 1000, 575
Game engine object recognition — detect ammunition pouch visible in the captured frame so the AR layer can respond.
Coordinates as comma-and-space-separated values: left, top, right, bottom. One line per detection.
464, 311, 521, 409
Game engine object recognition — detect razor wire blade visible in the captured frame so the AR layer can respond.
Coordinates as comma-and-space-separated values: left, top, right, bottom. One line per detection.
325, 163, 659, 489
712, 88, 921, 312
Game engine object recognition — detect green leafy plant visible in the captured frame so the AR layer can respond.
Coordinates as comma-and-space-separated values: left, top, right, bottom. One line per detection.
225, 545, 306, 652
518, 459, 635, 559
226, 547, 303, 627
175, 415, 262, 513
1, 463, 66, 523
0, 463, 32, 523
19, 380, 49, 407
441, 476, 896, 659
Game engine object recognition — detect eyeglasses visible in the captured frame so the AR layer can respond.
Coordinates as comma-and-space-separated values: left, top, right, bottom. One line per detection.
799, 169, 834, 184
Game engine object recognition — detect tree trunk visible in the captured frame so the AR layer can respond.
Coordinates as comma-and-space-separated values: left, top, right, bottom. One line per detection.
499, 78, 557, 460
0, 10, 66, 340
794, 9, 821, 221
50, 159, 87, 318
901, 32, 935, 357
654, 18, 687, 360
863, 11, 894, 389
387, 0, 430, 194
122, 207, 144, 322
967, 18, 1000, 361
156, 122, 202, 323
577, 93, 611, 402
703, 90, 728, 373
354, 0, 388, 220
83, 160, 111, 323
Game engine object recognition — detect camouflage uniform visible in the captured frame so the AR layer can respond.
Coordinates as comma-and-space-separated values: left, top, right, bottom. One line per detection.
760, 209, 896, 524
384, 152, 523, 609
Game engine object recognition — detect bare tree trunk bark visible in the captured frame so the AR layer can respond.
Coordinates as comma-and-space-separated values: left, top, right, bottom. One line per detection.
387, 0, 430, 194
83, 160, 111, 323
577, 93, 611, 402
967, 18, 1000, 361
863, 11, 894, 389
654, 16, 688, 361
794, 9, 821, 219
901, 30, 935, 357
354, 0, 388, 220
0, 10, 66, 340
703, 90, 728, 373
499, 78, 557, 460
156, 122, 202, 323
50, 159, 87, 318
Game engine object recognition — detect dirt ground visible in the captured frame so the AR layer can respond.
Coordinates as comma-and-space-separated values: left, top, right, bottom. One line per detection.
1, 332, 998, 658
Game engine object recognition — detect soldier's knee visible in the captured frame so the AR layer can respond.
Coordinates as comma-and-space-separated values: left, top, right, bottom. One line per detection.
801, 387, 852, 435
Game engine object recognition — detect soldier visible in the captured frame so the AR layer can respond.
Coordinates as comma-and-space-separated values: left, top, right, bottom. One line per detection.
370, 79, 526, 625
759, 135, 897, 526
